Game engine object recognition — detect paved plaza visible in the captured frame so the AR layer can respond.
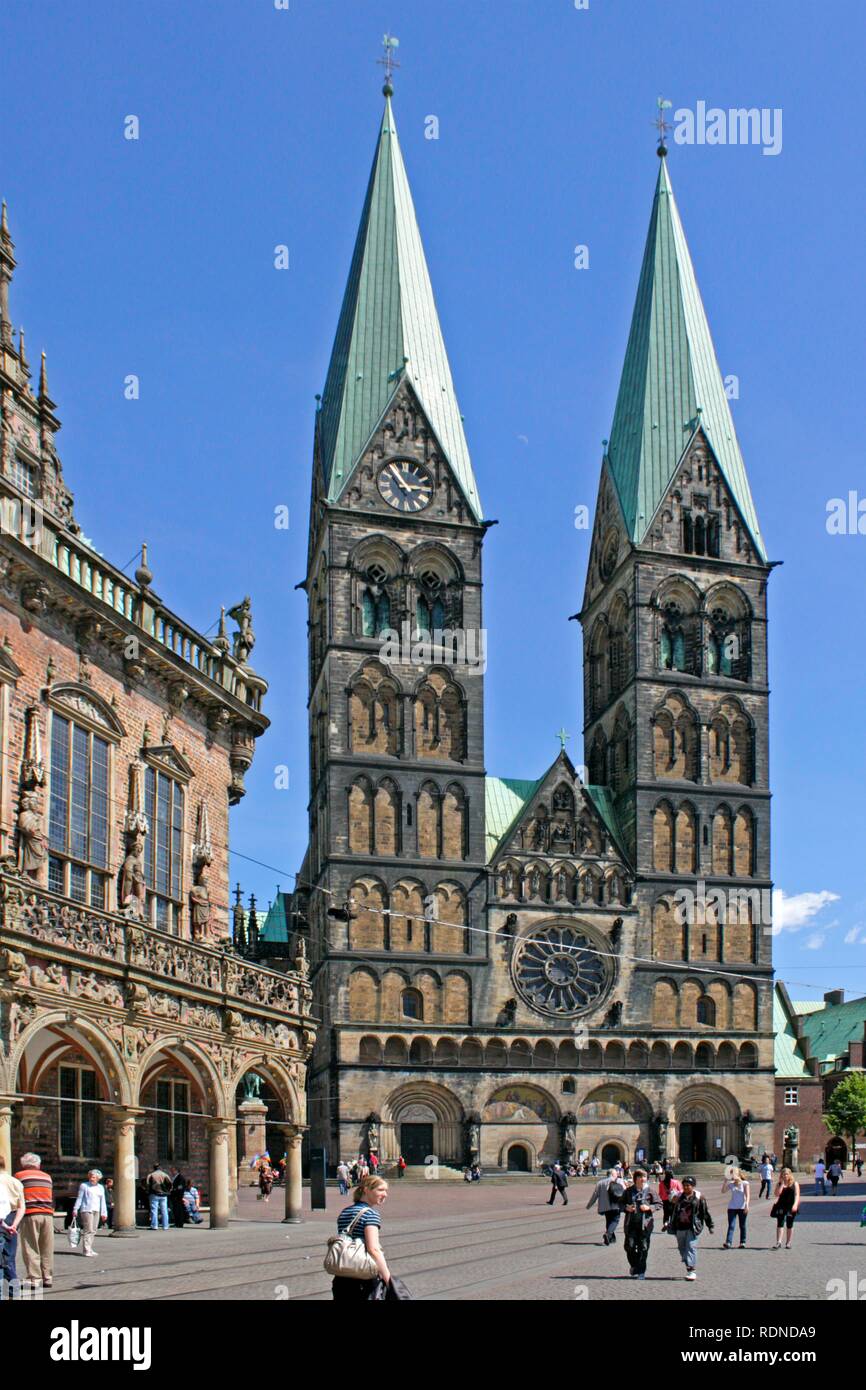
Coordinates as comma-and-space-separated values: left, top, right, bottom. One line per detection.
24, 1176, 866, 1302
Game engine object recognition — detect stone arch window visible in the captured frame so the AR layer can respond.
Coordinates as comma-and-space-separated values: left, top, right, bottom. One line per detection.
431, 882, 468, 954
415, 670, 466, 762
401, 987, 423, 1021
696, 996, 716, 1027
561, 1077, 576, 1094
409, 545, 463, 634
704, 585, 751, 681
442, 784, 468, 860
349, 661, 400, 757
608, 594, 629, 697
348, 778, 374, 853
733, 806, 754, 876
655, 579, 700, 674
409, 1037, 433, 1065
348, 879, 388, 951
610, 708, 632, 793
374, 778, 401, 856
588, 728, 608, 786
653, 693, 699, 781
652, 980, 678, 1027
588, 617, 609, 717
416, 782, 440, 858
674, 802, 697, 873
359, 1035, 383, 1064
695, 1041, 714, 1069
390, 880, 426, 951
653, 898, 685, 960
652, 801, 675, 872
348, 969, 379, 1021
709, 701, 752, 784
361, 564, 392, 638
712, 805, 734, 874
351, 537, 403, 640
384, 1036, 409, 1065
738, 1041, 758, 1069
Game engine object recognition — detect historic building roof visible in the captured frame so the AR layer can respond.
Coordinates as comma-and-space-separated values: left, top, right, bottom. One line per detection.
795, 993, 866, 1071
317, 96, 482, 521
606, 156, 766, 560
484, 770, 629, 865
774, 984, 812, 1079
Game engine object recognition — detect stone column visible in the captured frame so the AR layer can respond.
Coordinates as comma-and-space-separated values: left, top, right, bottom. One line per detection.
206, 1119, 231, 1230
228, 1122, 239, 1216
104, 1106, 144, 1237
280, 1125, 305, 1224
0, 1100, 15, 1172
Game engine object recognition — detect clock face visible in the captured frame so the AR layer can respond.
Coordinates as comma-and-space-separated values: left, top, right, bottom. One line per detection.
377, 459, 434, 513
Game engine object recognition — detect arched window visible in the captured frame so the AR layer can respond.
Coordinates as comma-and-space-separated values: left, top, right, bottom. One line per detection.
361, 564, 391, 638
561, 1077, 576, 1094
401, 988, 423, 1021
48, 713, 111, 909
696, 996, 716, 1026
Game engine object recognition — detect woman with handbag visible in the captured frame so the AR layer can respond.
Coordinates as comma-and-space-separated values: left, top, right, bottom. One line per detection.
72, 1170, 108, 1257
325, 1174, 391, 1301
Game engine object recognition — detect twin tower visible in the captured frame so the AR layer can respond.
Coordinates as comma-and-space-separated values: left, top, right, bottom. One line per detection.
297, 92, 775, 1173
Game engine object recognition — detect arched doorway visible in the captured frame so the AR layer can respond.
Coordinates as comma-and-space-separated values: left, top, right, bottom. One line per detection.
578, 1085, 652, 1164
673, 1084, 740, 1163
382, 1081, 464, 1165
601, 1141, 624, 1168
507, 1143, 531, 1172
482, 1083, 559, 1169
826, 1136, 848, 1166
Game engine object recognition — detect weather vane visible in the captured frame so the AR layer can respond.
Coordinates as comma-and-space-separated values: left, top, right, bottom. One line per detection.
377, 33, 400, 95
654, 96, 672, 156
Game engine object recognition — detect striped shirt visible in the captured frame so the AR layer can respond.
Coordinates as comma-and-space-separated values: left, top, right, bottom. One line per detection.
336, 1203, 381, 1237
15, 1167, 54, 1217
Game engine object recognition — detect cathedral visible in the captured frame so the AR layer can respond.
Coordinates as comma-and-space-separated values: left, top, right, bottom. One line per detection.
299, 85, 775, 1173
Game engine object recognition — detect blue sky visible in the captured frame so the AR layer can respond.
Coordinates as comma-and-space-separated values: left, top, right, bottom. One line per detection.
1, 0, 863, 1000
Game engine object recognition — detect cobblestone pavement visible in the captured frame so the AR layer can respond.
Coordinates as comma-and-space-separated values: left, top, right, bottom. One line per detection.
29, 1178, 866, 1302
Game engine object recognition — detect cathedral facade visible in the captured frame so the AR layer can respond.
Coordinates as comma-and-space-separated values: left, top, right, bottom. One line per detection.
301, 92, 775, 1173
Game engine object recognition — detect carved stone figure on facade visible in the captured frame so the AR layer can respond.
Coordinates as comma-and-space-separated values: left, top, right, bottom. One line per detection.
603, 1000, 623, 1028
119, 831, 146, 919
367, 1115, 380, 1154
0, 946, 27, 984
228, 596, 256, 663
610, 917, 623, 949
242, 1072, 263, 1101
742, 1114, 753, 1152
467, 1116, 481, 1161
17, 791, 46, 879
561, 1113, 577, 1160
496, 997, 517, 1027
189, 860, 211, 941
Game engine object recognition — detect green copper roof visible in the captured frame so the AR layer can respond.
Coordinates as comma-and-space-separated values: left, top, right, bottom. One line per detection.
774, 985, 811, 1079
319, 97, 482, 521
583, 785, 629, 861
795, 994, 866, 1068
607, 158, 766, 561
485, 777, 541, 860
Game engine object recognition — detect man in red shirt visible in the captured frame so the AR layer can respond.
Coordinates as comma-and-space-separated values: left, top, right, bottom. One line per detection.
14, 1152, 54, 1289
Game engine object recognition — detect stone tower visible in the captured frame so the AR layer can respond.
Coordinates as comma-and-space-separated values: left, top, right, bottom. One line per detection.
579, 151, 776, 1162
302, 92, 490, 1165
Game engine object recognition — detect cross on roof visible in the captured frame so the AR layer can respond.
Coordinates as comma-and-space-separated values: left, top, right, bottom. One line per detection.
557, 728, 570, 751
654, 96, 672, 154
377, 33, 400, 93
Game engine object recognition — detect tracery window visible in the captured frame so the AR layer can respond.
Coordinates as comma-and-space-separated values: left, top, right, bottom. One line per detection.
48, 714, 110, 907
144, 767, 184, 934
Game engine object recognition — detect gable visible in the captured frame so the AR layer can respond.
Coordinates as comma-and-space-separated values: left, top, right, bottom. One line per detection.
487, 754, 629, 869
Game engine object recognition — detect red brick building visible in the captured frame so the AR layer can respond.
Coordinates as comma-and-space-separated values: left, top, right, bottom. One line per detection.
774, 982, 866, 1167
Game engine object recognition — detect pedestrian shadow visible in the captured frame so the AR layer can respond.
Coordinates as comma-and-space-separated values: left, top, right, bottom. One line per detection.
550, 1273, 682, 1283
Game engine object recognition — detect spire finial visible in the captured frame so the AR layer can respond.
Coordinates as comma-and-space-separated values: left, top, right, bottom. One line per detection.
39, 350, 48, 399
377, 33, 400, 97
18, 325, 29, 375
556, 727, 570, 751
654, 96, 672, 157
135, 542, 153, 589
1, 201, 8, 239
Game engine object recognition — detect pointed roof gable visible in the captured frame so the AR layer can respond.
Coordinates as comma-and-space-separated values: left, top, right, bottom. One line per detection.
318, 97, 482, 521
485, 753, 630, 866
607, 157, 766, 560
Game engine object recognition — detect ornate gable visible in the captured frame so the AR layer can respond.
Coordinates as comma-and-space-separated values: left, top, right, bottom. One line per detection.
46, 682, 125, 740
141, 742, 194, 783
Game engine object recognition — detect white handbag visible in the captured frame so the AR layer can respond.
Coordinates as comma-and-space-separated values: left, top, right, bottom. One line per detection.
323, 1207, 380, 1280
67, 1219, 81, 1249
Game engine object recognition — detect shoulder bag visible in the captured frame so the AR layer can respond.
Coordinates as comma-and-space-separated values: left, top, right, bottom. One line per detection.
324, 1206, 380, 1280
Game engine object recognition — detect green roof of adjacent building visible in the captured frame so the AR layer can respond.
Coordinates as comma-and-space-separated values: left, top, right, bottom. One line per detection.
318, 97, 482, 522
796, 993, 866, 1068
774, 985, 812, 1079
607, 157, 766, 561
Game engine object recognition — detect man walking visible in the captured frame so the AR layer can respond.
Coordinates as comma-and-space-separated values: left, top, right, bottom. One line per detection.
547, 1161, 569, 1206
814, 1159, 826, 1196
586, 1167, 625, 1244
14, 1152, 54, 1289
621, 1168, 661, 1280
758, 1157, 774, 1199
336, 1160, 350, 1196
0, 1156, 26, 1294
669, 1176, 714, 1281
828, 1160, 842, 1194
147, 1162, 172, 1230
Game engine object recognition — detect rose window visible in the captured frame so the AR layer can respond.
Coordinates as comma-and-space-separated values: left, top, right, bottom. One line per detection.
513, 923, 611, 1017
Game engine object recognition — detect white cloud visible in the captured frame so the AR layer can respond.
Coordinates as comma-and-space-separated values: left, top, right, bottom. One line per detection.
844, 924, 866, 945
773, 889, 840, 932
804, 933, 825, 950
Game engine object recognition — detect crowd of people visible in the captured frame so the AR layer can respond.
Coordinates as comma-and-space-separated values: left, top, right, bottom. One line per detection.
579, 1160, 807, 1278
335, 1152, 384, 1195
0, 1149, 209, 1294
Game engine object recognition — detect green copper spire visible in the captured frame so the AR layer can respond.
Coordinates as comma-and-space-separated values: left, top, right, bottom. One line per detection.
606, 157, 766, 560
318, 96, 482, 521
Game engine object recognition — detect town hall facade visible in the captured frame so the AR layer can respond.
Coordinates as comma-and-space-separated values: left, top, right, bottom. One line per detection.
298, 87, 776, 1173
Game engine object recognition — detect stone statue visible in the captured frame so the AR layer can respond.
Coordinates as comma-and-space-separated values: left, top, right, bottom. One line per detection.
562, 1115, 577, 1158
120, 831, 146, 919
604, 1001, 623, 1028
189, 860, 211, 940
228, 596, 256, 663
743, 1117, 753, 1150
496, 997, 517, 1027
785, 1123, 799, 1150
17, 791, 46, 878
468, 1122, 480, 1157
367, 1119, 380, 1154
